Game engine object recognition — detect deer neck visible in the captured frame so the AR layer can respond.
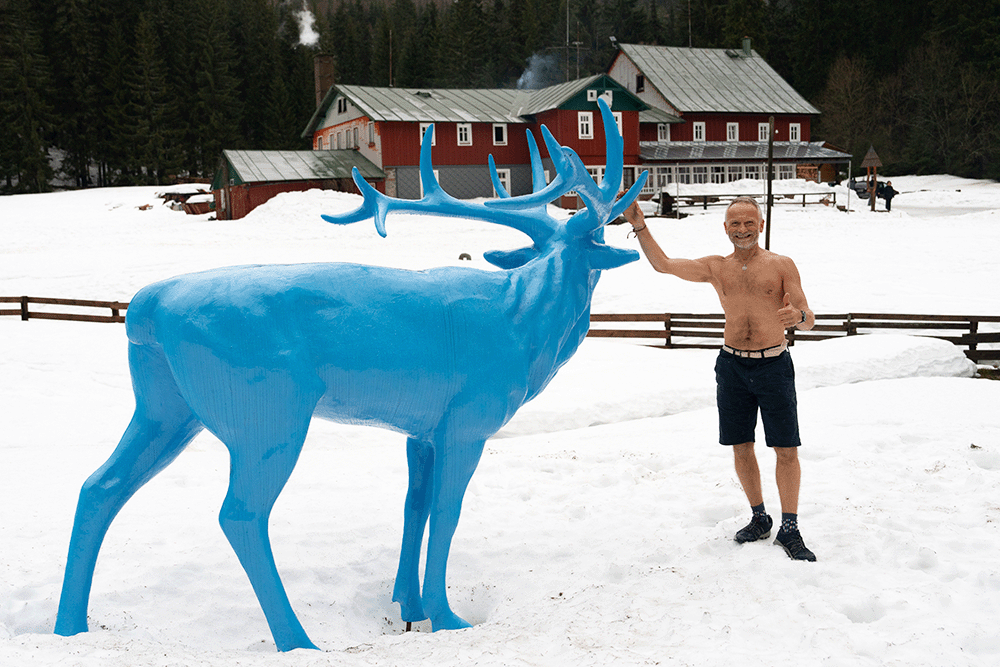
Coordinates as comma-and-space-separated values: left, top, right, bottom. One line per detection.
511, 247, 596, 401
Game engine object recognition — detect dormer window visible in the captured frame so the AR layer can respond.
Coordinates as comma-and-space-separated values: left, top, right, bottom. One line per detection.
636, 74, 644, 93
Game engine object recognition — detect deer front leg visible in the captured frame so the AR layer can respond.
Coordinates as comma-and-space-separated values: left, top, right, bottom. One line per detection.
393, 437, 434, 622
422, 437, 486, 631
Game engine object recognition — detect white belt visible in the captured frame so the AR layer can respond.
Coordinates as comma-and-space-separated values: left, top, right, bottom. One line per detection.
721, 341, 788, 359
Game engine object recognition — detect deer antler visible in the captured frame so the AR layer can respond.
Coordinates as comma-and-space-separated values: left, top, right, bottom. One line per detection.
323, 125, 560, 247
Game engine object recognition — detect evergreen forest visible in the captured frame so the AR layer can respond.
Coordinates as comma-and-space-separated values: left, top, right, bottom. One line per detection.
1, 0, 998, 193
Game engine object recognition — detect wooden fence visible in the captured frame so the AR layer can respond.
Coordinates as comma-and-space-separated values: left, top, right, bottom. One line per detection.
0, 296, 128, 323
669, 192, 838, 212
4, 297, 997, 364
588, 312, 1000, 364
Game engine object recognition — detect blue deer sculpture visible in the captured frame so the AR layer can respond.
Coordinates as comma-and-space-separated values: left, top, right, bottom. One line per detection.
54, 99, 647, 651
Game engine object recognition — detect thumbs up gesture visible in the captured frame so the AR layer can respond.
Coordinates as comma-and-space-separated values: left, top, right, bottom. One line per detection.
778, 293, 803, 328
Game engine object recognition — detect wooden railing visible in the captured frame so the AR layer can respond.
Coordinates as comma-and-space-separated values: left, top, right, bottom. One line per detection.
588, 312, 1000, 364
0, 296, 128, 323
4, 298, 997, 364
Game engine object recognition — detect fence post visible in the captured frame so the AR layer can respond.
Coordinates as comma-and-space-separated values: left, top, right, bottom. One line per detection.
664, 313, 672, 348
969, 318, 979, 353
20, 296, 29, 321
846, 313, 857, 336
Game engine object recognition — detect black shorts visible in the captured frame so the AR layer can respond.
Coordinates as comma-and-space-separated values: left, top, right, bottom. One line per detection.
715, 349, 800, 448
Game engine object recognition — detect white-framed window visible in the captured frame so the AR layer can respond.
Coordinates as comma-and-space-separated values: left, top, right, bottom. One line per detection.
636, 74, 644, 92
419, 123, 435, 146
337, 132, 343, 149
492, 168, 510, 197
368, 122, 374, 144
457, 123, 472, 146
693, 166, 708, 184
317, 136, 324, 150
727, 122, 739, 142
492, 123, 507, 146
789, 123, 801, 143
613, 112, 623, 137
758, 122, 770, 141
578, 112, 594, 140
353, 127, 359, 148
778, 164, 795, 179
745, 164, 761, 179
727, 165, 743, 181
657, 123, 670, 142
693, 122, 705, 142
676, 166, 691, 184
710, 166, 725, 184
337, 98, 348, 114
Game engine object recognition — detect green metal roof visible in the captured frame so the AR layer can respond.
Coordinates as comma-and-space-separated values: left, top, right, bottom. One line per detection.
639, 106, 684, 125
302, 76, 651, 137
616, 44, 820, 116
215, 150, 384, 188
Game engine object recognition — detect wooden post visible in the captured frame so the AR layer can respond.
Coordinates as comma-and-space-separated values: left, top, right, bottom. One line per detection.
20, 296, 29, 321
765, 116, 774, 250
664, 313, 672, 348
860, 147, 883, 213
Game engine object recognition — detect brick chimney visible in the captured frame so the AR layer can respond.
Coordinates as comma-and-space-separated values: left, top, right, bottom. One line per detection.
314, 54, 336, 107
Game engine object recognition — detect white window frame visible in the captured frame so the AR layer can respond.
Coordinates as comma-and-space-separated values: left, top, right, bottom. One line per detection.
692, 166, 708, 184
693, 122, 705, 142
317, 136, 324, 150
578, 112, 594, 140
727, 122, 739, 142
710, 165, 726, 184
353, 127, 359, 148
612, 112, 623, 138
492, 123, 507, 146
419, 123, 435, 146
337, 132, 342, 149
492, 168, 510, 197
457, 123, 472, 146
789, 123, 801, 143
657, 123, 670, 142
368, 122, 374, 145
758, 122, 770, 142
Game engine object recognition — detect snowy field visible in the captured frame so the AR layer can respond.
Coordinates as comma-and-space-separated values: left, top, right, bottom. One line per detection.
1, 175, 999, 666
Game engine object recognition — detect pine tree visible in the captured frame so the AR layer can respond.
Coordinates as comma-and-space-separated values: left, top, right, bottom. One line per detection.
127, 10, 181, 184
0, 0, 56, 193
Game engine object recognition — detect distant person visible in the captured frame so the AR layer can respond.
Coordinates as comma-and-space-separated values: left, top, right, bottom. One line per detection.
623, 195, 817, 561
882, 181, 898, 211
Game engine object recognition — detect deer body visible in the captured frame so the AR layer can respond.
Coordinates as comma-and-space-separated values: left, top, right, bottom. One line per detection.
54, 100, 647, 651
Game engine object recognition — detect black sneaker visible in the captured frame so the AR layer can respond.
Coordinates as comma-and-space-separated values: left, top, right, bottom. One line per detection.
774, 528, 817, 561
734, 513, 773, 543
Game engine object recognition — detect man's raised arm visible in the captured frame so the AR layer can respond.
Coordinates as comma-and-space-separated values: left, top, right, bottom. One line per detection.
623, 201, 715, 283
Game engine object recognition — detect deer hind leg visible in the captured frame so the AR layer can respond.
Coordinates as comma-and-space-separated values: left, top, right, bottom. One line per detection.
55, 342, 203, 637
393, 437, 434, 622
421, 437, 486, 631
211, 383, 321, 652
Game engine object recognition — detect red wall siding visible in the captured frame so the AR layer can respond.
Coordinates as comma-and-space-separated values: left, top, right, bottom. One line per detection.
666, 113, 812, 142
533, 109, 642, 166
380, 122, 532, 168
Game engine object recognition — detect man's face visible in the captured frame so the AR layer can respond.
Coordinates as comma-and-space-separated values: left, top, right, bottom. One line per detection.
724, 203, 764, 249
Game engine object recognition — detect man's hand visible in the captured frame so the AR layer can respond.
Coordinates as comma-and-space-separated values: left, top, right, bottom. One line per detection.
778, 293, 804, 328
622, 198, 645, 230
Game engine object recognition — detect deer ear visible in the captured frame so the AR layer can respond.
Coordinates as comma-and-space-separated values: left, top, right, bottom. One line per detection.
484, 246, 539, 269
589, 245, 639, 270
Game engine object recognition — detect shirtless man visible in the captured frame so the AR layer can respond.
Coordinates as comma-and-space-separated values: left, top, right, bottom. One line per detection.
624, 196, 817, 561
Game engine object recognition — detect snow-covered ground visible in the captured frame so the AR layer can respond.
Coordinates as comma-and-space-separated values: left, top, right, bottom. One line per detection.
1, 175, 999, 666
